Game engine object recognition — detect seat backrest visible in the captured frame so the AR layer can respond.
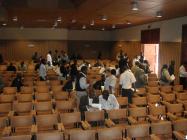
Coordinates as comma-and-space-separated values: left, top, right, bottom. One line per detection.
167, 103, 184, 114
17, 94, 33, 102
35, 81, 47, 86
107, 109, 127, 120
35, 93, 51, 101
60, 112, 81, 127
56, 100, 74, 112
160, 86, 172, 93
132, 97, 147, 106
0, 94, 15, 103
116, 97, 128, 107
1, 135, 32, 140
69, 130, 95, 140
35, 86, 49, 93
11, 115, 33, 127
37, 132, 63, 140
3, 87, 17, 94
13, 102, 33, 113
53, 92, 69, 100
35, 101, 52, 112
20, 86, 33, 94
36, 114, 58, 127
173, 119, 187, 131
85, 110, 105, 122
129, 107, 147, 118
147, 87, 159, 94
151, 121, 172, 135
98, 127, 122, 140
0, 103, 12, 113
173, 85, 183, 92
148, 81, 158, 87
50, 80, 61, 86
149, 105, 166, 116
147, 94, 161, 104
127, 124, 150, 138
162, 93, 175, 102
51, 85, 63, 93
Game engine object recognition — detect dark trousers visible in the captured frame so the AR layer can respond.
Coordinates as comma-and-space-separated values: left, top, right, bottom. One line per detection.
121, 89, 133, 104
180, 77, 186, 89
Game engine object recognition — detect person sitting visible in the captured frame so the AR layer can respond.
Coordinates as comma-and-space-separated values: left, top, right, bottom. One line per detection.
39, 59, 47, 81
160, 64, 174, 85
18, 61, 27, 72
7, 63, 17, 72
104, 69, 117, 94
99, 90, 119, 110
11, 73, 23, 92
93, 74, 105, 90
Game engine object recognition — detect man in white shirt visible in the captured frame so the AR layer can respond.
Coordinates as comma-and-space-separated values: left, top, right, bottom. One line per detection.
104, 69, 117, 94
47, 51, 53, 67
179, 62, 187, 89
119, 65, 136, 103
99, 90, 119, 110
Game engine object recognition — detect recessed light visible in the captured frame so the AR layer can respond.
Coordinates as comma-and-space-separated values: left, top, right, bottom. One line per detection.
156, 11, 162, 18
2, 23, 7, 26
72, 19, 76, 23
82, 25, 86, 29
90, 20, 95, 26
112, 25, 116, 29
57, 17, 62, 22
12, 16, 18, 22
131, 0, 139, 11
101, 15, 107, 21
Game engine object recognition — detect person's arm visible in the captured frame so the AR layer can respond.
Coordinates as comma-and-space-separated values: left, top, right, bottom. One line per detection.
111, 95, 119, 109
119, 75, 123, 95
131, 73, 136, 91
109, 78, 116, 94
165, 70, 172, 81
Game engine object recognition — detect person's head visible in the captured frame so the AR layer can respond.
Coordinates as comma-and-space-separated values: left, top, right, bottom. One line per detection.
9, 62, 13, 66
170, 60, 175, 66
105, 69, 111, 77
49, 51, 52, 54
111, 69, 116, 76
41, 59, 46, 64
102, 90, 110, 101
140, 52, 143, 56
81, 66, 88, 75
135, 61, 140, 67
115, 65, 119, 69
21, 61, 24, 66
162, 64, 168, 70
55, 50, 58, 53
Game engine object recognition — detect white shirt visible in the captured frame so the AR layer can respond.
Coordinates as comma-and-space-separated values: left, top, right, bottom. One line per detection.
104, 75, 117, 94
179, 65, 187, 77
119, 70, 136, 89
47, 53, 52, 66
39, 64, 47, 79
99, 94, 119, 110
79, 72, 89, 89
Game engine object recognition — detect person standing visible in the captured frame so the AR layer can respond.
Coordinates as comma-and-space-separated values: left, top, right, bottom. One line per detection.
104, 69, 117, 94
75, 66, 90, 107
179, 62, 187, 89
39, 59, 47, 81
119, 65, 136, 104
47, 51, 53, 67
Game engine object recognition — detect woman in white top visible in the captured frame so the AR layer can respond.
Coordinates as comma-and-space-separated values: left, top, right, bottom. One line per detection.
99, 90, 119, 110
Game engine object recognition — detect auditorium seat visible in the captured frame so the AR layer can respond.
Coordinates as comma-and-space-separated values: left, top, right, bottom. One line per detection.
116, 97, 128, 108
130, 97, 147, 107
1, 135, 32, 140
160, 86, 172, 93
0, 95, 15, 103
148, 81, 159, 87
35, 81, 48, 86
3, 87, 17, 95
16, 94, 33, 103
13, 102, 34, 116
53, 91, 69, 101
35, 101, 54, 115
20, 86, 34, 94
147, 87, 160, 95
36, 132, 64, 140
51, 85, 63, 93
35, 86, 49, 93
147, 94, 161, 104
69, 130, 95, 140
173, 119, 187, 140
55, 100, 75, 113
35, 92, 52, 102
0, 103, 12, 117
50, 80, 61, 86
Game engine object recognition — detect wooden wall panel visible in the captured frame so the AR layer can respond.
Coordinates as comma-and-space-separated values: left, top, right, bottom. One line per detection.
159, 42, 181, 84
112, 41, 142, 60
0, 40, 67, 61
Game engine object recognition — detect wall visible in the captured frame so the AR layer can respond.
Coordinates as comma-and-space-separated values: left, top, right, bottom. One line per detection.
0, 40, 67, 60
112, 16, 187, 42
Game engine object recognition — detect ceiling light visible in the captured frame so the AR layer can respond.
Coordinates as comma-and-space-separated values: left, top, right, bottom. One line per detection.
90, 20, 95, 26
82, 25, 86, 29
101, 15, 107, 21
2, 23, 7, 26
112, 24, 116, 29
72, 19, 76, 23
156, 11, 162, 18
12, 16, 18, 22
131, 0, 139, 11
57, 17, 62, 22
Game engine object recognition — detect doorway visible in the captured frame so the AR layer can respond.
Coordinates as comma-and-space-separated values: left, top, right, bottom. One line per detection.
143, 44, 159, 75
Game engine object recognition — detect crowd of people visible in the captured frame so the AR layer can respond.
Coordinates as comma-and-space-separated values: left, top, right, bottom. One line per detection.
0, 49, 187, 120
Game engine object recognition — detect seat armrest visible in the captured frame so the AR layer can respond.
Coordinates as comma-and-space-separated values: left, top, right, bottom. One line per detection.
2, 126, 11, 136
150, 134, 161, 140
105, 119, 115, 128
173, 131, 185, 140
81, 121, 91, 130
31, 124, 37, 134
127, 116, 137, 124
57, 123, 65, 132
167, 112, 177, 121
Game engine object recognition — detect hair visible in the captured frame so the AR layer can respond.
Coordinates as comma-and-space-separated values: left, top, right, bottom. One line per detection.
81, 66, 88, 73
111, 69, 116, 75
